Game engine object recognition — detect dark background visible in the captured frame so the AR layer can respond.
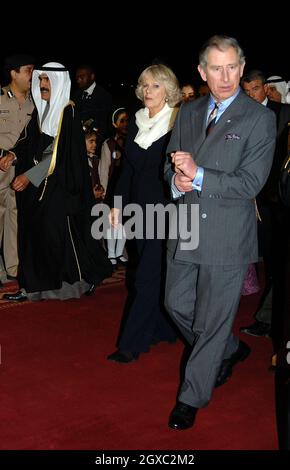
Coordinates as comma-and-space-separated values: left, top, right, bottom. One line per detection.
1, 14, 289, 107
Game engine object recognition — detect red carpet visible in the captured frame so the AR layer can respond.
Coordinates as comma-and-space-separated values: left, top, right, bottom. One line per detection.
0, 270, 277, 450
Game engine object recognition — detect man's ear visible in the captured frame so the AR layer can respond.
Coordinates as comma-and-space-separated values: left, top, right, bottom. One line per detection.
239, 63, 245, 78
10, 70, 17, 82
197, 64, 207, 82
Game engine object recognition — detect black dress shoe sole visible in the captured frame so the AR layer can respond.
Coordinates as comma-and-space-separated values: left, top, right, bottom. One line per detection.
3, 295, 27, 302
240, 327, 271, 337
168, 421, 194, 431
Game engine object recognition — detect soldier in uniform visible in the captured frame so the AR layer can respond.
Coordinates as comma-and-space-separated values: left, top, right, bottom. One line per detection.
0, 54, 34, 285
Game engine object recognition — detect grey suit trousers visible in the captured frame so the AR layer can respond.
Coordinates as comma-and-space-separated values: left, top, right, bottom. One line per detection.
165, 253, 248, 408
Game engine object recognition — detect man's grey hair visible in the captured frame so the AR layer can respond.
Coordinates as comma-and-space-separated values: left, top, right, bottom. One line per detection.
199, 35, 245, 69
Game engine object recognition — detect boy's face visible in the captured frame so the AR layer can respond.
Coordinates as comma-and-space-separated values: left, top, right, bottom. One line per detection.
86, 134, 97, 155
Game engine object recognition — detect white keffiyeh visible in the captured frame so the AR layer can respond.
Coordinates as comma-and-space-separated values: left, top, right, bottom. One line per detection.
266, 75, 290, 104
32, 62, 71, 137
134, 103, 177, 149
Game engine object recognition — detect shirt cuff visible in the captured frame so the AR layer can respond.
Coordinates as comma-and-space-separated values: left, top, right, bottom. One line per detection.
192, 166, 204, 191
171, 174, 185, 199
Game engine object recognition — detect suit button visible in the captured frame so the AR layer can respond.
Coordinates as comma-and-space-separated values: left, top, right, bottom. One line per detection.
201, 213, 207, 219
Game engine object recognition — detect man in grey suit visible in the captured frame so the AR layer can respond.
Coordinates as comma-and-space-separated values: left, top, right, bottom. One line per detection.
164, 35, 276, 430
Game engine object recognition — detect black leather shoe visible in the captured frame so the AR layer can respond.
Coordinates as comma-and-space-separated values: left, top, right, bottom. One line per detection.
109, 258, 118, 269
240, 320, 271, 337
107, 349, 139, 363
168, 401, 198, 430
85, 283, 98, 296
215, 340, 251, 387
6, 275, 17, 281
2, 291, 27, 302
117, 256, 128, 266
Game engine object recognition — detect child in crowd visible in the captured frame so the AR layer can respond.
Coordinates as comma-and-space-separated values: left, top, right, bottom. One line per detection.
99, 108, 129, 267
83, 119, 104, 202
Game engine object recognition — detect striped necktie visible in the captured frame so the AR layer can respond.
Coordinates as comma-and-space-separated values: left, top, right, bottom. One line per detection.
206, 102, 220, 136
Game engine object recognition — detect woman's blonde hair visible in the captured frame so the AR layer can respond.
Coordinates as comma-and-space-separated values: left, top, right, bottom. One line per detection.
135, 64, 181, 108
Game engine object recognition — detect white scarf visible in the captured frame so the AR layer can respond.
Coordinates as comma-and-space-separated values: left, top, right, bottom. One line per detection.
134, 103, 177, 150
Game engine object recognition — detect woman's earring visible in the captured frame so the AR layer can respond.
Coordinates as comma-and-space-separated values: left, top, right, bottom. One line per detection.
165, 97, 168, 102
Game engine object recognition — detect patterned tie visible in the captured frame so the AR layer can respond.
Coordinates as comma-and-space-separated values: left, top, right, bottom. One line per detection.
82, 90, 89, 100
206, 102, 220, 136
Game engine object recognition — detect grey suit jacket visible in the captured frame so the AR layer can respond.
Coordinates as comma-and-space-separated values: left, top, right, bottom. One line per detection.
165, 90, 276, 265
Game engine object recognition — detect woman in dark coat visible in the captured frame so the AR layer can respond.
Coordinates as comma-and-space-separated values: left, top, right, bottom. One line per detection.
107, 64, 181, 362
